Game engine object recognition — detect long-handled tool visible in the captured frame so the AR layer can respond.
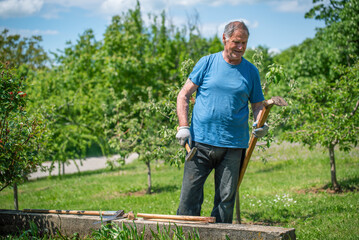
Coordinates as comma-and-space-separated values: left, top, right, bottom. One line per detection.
23, 209, 126, 224
128, 212, 215, 223
96, 212, 215, 224
23, 209, 215, 224
235, 96, 288, 223
23, 209, 122, 216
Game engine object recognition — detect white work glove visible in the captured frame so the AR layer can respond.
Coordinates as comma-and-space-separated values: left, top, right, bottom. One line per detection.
252, 121, 269, 138
176, 126, 192, 147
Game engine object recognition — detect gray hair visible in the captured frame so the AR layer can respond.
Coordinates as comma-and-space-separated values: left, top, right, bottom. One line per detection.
223, 21, 249, 40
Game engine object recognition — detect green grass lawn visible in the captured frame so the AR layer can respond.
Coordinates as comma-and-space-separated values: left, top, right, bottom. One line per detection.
1, 142, 358, 240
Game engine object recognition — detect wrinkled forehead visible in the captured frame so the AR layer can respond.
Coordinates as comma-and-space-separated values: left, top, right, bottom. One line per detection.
228, 29, 249, 40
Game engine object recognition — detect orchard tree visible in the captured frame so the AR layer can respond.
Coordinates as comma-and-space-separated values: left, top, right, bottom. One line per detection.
280, 0, 359, 191
27, 29, 111, 176
0, 62, 47, 194
102, 3, 193, 193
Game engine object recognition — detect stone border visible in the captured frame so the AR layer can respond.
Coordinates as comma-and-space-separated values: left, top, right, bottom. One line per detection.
0, 210, 296, 239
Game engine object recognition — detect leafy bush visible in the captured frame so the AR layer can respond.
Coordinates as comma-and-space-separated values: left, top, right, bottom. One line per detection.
0, 62, 47, 191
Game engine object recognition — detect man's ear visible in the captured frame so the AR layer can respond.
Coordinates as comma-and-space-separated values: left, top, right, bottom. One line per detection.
222, 34, 227, 45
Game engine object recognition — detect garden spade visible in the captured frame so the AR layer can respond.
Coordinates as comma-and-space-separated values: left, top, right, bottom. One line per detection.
23, 209, 123, 216
234, 96, 288, 223
23, 209, 126, 225
93, 210, 128, 224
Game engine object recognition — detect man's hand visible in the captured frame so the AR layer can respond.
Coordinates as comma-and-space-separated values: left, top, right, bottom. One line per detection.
176, 126, 192, 147
252, 121, 269, 138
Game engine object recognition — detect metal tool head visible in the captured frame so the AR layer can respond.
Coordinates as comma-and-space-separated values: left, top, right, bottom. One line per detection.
266, 96, 288, 107
185, 147, 197, 161
93, 210, 125, 224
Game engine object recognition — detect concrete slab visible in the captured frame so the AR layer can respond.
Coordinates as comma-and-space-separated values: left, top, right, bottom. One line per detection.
0, 210, 296, 239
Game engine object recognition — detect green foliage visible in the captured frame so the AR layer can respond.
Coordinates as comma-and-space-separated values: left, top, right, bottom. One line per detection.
284, 61, 359, 150
27, 29, 111, 170
92, 222, 145, 240
274, 0, 359, 190
277, 0, 359, 151
150, 223, 201, 240
244, 46, 274, 83
305, 0, 350, 25
0, 29, 48, 69
2, 220, 81, 239
0, 62, 47, 191
92, 222, 201, 240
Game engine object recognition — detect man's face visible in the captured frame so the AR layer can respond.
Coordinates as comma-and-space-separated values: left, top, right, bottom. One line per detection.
222, 29, 248, 64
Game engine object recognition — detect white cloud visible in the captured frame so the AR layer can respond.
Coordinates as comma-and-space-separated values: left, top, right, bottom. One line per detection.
175, 0, 258, 7
100, 0, 137, 16
271, 0, 314, 13
44, 0, 101, 9
99, 0, 171, 16
269, 48, 281, 55
0, 0, 44, 18
174, 0, 314, 13
0, 27, 59, 36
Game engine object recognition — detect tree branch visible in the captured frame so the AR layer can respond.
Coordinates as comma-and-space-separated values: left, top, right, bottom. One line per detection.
351, 99, 359, 117
0, 182, 10, 192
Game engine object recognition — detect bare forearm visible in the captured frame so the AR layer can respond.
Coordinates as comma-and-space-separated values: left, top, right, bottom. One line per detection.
177, 79, 198, 127
177, 92, 190, 127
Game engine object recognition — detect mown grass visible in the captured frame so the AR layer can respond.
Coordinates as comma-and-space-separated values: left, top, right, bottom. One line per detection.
1, 142, 358, 240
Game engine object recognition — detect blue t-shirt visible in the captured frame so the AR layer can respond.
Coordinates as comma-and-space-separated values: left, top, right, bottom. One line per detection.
189, 52, 264, 148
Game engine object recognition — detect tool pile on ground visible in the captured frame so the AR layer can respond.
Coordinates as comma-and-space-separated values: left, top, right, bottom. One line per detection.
22, 209, 216, 225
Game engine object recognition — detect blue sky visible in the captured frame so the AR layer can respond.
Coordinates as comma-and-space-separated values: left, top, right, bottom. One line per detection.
0, 0, 325, 55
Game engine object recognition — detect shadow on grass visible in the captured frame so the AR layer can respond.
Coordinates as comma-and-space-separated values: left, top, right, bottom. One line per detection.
243, 208, 315, 227
297, 176, 359, 194
243, 211, 282, 226
339, 176, 359, 191
152, 184, 179, 194
322, 176, 359, 193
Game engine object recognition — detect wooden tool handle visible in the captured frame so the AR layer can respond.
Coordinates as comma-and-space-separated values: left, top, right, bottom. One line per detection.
23, 209, 115, 216
237, 103, 274, 190
137, 213, 216, 223
185, 142, 191, 153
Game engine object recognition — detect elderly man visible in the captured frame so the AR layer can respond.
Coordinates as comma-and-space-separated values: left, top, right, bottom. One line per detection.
175, 21, 269, 223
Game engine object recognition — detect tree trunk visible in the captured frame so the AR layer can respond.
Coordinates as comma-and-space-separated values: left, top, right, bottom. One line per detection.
329, 144, 341, 192
14, 183, 19, 210
58, 161, 61, 177
146, 161, 152, 194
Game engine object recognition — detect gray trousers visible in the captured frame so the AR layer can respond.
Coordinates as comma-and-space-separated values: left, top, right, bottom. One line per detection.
177, 141, 243, 223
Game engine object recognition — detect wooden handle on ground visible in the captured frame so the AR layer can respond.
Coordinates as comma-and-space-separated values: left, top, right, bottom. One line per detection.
133, 213, 215, 223
23, 209, 116, 216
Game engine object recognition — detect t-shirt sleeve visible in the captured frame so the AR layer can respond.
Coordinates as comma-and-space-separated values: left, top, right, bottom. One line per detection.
249, 67, 265, 103
188, 56, 208, 86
